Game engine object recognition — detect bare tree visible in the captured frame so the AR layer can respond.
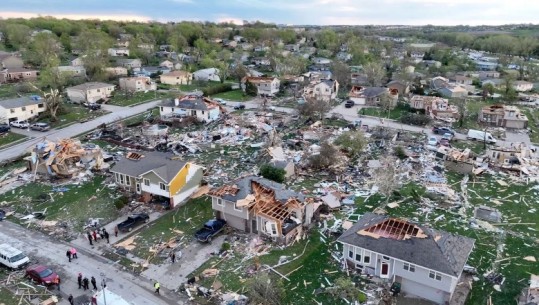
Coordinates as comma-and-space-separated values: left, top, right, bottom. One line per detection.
331, 60, 351, 91
373, 156, 401, 203
308, 141, 338, 171
334, 130, 366, 159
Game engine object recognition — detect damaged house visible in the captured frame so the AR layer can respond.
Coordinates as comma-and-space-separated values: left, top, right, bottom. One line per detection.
208, 176, 313, 245
479, 105, 528, 129
110, 151, 204, 208
159, 93, 223, 122
338, 213, 474, 305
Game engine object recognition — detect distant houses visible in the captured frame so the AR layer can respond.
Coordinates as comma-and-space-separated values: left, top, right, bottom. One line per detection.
66, 82, 115, 104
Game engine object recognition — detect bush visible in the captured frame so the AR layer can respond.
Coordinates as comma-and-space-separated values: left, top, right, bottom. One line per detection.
399, 113, 431, 126
260, 164, 286, 183
221, 242, 231, 252
394, 146, 407, 160
202, 83, 232, 96
114, 196, 129, 210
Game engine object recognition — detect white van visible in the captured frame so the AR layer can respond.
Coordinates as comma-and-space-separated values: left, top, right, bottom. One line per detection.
0, 244, 30, 269
467, 129, 497, 144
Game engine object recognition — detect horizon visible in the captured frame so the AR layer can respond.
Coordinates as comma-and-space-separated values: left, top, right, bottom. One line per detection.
2, 0, 539, 26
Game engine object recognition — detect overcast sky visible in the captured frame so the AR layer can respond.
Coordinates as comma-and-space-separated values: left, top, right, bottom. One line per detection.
1, 0, 537, 26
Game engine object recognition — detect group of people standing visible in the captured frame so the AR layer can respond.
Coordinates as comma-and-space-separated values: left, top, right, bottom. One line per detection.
77, 272, 99, 291
86, 227, 114, 245
66, 247, 78, 262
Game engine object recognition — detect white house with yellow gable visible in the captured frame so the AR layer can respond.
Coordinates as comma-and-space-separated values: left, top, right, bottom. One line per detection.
110, 151, 204, 208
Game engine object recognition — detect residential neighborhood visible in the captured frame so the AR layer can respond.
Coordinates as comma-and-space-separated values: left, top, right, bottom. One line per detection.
0, 8, 538, 305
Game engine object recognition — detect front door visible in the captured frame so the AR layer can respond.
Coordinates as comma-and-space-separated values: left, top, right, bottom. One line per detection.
381, 262, 389, 278
252, 219, 258, 234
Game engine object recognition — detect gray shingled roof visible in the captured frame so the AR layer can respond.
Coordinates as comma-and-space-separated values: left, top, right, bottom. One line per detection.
68, 82, 114, 91
160, 96, 210, 110
217, 175, 305, 204
362, 87, 387, 98
337, 213, 475, 277
0, 96, 43, 109
110, 151, 187, 183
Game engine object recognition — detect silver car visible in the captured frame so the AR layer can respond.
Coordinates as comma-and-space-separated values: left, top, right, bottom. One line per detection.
30, 122, 51, 132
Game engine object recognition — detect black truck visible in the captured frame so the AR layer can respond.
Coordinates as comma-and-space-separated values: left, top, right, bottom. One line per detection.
194, 219, 226, 242
117, 213, 150, 232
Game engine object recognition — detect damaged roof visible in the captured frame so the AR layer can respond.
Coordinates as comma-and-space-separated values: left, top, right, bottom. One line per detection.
338, 213, 475, 277
211, 175, 305, 204
110, 151, 187, 183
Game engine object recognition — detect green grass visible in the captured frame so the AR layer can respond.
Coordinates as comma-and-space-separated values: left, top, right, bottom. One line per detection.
451, 139, 486, 154
0, 132, 26, 147
39, 103, 108, 129
522, 108, 538, 144
108, 91, 171, 107
211, 89, 251, 102
130, 196, 214, 260
0, 287, 19, 305
359, 104, 409, 120
0, 84, 40, 99
190, 232, 354, 305
2, 175, 120, 234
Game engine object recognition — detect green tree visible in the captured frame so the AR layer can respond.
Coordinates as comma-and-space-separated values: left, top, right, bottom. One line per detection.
245, 80, 258, 96
364, 61, 385, 87
308, 141, 338, 171
59, 32, 72, 54
77, 30, 113, 81
230, 63, 248, 86
316, 29, 338, 52
247, 273, 284, 305
277, 29, 296, 44
334, 130, 366, 158
260, 164, 286, 183
330, 60, 351, 91
4, 23, 31, 49
25, 32, 63, 68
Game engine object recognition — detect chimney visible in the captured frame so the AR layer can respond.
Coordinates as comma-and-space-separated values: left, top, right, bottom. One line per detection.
174, 98, 179, 106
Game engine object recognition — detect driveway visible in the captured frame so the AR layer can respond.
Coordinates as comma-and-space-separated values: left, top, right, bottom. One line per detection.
0, 220, 183, 305
0, 100, 163, 163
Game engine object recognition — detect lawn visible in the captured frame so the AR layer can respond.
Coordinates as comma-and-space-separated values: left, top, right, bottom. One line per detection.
0, 132, 26, 147
108, 91, 171, 107
129, 196, 214, 260
359, 104, 410, 120
0, 287, 19, 305
522, 108, 538, 144
190, 232, 357, 305
2, 175, 121, 235
39, 103, 109, 129
451, 139, 486, 154
211, 89, 251, 102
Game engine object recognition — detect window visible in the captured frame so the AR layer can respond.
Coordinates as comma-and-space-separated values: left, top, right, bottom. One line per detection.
363, 253, 371, 264
217, 198, 223, 206
115, 173, 119, 182
382, 256, 390, 261
10, 109, 14, 113
21, 107, 26, 111
429, 271, 442, 281
348, 250, 353, 259
403, 263, 415, 272
119, 174, 125, 184
159, 182, 167, 191
355, 253, 362, 262
125, 176, 130, 186
97, 89, 101, 93
143, 179, 150, 186
234, 203, 242, 211
202, 111, 205, 114
160, 107, 163, 112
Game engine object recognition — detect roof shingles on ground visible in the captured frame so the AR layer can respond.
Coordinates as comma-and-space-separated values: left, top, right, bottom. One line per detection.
110, 151, 187, 183
338, 213, 475, 276
213, 175, 305, 204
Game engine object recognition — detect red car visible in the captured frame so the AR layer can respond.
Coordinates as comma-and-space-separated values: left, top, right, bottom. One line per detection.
25, 265, 59, 285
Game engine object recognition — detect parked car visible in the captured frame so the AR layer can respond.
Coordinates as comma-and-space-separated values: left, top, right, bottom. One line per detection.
432, 126, 454, 135
117, 213, 150, 232
214, 98, 226, 105
439, 138, 451, 147
25, 265, 59, 285
233, 104, 245, 110
427, 136, 438, 146
84, 102, 101, 110
30, 122, 50, 132
0, 244, 30, 269
344, 100, 354, 108
441, 132, 453, 141
0, 124, 10, 133
9, 120, 29, 128
195, 219, 226, 242
467, 129, 496, 144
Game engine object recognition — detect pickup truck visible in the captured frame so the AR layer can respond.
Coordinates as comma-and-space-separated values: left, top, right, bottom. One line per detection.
194, 219, 226, 242
117, 213, 150, 232
10, 120, 29, 128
